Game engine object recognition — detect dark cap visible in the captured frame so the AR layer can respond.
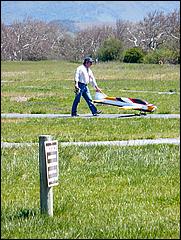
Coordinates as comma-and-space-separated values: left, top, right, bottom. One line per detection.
83, 57, 94, 64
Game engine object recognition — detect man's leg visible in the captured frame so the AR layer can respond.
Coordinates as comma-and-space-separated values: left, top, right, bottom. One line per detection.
71, 90, 82, 116
82, 86, 98, 114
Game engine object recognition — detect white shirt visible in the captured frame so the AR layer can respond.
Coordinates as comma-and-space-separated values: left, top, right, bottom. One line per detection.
75, 64, 97, 88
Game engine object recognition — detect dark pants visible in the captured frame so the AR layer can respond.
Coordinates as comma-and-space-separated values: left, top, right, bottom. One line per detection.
71, 82, 97, 115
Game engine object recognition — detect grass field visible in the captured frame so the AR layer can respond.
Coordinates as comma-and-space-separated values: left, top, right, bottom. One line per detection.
1, 60, 180, 239
1, 145, 180, 239
1, 60, 180, 114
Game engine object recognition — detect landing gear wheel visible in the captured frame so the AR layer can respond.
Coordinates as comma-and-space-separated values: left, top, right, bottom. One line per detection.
139, 111, 147, 116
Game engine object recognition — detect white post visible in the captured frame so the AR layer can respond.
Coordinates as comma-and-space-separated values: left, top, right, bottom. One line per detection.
39, 135, 53, 216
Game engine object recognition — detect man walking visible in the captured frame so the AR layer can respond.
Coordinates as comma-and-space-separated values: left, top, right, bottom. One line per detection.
71, 57, 102, 117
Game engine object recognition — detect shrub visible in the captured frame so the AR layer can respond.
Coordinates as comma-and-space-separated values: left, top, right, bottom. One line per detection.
143, 48, 179, 64
123, 47, 145, 63
97, 37, 123, 62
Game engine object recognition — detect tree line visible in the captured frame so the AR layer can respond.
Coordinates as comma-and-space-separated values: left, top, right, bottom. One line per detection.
1, 9, 180, 63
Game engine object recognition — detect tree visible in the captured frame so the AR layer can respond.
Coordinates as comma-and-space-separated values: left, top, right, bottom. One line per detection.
1, 18, 66, 60
116, 9, 180, 55
97, 37, 123, 61
72, 25, 114, 61
1, 9, 180, 63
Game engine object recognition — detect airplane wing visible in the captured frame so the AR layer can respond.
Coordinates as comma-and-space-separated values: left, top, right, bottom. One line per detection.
94, 91, 157, 113
119, 106, 140, 110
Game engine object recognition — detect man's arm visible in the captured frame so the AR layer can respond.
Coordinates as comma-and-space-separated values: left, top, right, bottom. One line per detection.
89, 70, 102, 92
95, 86, 102, 92
74, 67, 80, 90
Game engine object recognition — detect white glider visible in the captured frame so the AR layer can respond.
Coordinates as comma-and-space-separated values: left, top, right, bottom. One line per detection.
93, 92, 157, 113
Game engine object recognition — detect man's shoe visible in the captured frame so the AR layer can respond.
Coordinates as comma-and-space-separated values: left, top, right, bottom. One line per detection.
96, 110, 102, 114
71, 114, 79, 117
93, 110, 102, 116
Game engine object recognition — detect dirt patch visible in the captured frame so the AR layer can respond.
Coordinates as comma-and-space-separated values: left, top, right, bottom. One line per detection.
1, 71, 29, 77
2, 92, 55, 98
10, 96, 29, 102
1, 118, 27, 123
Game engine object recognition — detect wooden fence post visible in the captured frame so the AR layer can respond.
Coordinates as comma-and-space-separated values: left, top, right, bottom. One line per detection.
39, 135, 53, 216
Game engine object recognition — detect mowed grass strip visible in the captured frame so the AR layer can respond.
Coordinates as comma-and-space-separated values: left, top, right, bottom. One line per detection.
1, 118, 180, 143
1, 144, 180, 239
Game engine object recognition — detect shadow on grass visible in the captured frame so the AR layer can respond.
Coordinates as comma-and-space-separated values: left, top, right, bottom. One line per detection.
16, 208, 38, 219
3, 208, 39, 220
118, 113, 140, 118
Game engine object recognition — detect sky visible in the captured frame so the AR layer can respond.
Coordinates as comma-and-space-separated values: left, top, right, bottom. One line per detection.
1, 1, 180, 24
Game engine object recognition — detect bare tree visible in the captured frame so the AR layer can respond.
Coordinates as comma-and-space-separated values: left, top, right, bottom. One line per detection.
164, 10, 180, 52
1, 22, 10, 60
73, 25, 114, 60
1, 18, 67, 60
52, 33, 76, 60
116, 10, 180, 52
139, 11, 170, 51
1, 9, 180, 61
115, 19, 135, 49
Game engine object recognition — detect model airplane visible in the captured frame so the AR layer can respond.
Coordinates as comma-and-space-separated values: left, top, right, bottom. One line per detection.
93, 91, 157, 114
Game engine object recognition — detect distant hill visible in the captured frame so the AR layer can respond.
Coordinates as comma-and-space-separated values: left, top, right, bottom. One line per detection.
49, 19, 80, 33
2, 1, 180, 28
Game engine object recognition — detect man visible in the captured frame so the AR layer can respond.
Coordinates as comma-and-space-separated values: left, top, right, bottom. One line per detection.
71, 57, 102, 117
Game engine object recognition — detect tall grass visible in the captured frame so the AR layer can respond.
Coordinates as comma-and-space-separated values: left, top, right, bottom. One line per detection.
1, 144, 180, 239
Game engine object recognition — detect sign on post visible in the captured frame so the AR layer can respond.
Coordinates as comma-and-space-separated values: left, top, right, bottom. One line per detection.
44, 140, 59, 187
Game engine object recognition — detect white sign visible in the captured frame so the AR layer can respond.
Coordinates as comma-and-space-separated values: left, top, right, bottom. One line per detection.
44, 140, 59, 187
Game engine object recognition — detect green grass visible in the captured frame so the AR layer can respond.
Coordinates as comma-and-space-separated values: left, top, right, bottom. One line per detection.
1, 61, 180, 114
1, 60, 180, 239
1, 144, 180, 239
1, 118, 180, 143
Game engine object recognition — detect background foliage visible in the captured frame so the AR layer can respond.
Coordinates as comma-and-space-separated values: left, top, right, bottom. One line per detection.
1, 10, 180, 63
